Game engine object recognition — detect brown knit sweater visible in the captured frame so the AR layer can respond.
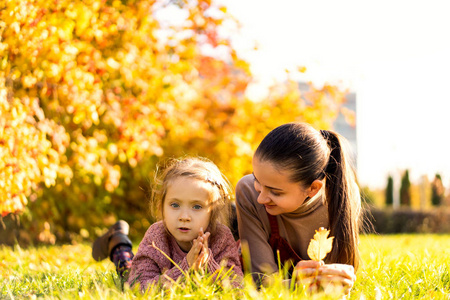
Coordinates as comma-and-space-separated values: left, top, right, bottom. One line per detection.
236, 174, 329, 277
127, 221, 243, 291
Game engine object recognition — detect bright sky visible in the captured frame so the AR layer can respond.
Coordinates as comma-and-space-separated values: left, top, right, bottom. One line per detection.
225, 0, 450, 189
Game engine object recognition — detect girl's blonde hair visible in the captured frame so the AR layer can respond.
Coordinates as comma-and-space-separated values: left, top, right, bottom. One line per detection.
150, 156, 233, 234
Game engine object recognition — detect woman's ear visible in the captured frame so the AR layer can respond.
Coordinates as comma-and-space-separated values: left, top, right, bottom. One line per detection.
308, 180, 323, 198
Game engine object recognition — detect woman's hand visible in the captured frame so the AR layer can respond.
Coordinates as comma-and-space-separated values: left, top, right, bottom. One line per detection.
295, 261, 356, 295
316, 263, 356, 294
186, 228, 211, 270
294, 260, 323, 281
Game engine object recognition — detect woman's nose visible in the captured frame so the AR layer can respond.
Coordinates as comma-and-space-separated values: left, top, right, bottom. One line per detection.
257, 190, 270, 204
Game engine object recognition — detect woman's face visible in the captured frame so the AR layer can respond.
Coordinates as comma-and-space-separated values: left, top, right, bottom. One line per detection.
252, 157, 311, 215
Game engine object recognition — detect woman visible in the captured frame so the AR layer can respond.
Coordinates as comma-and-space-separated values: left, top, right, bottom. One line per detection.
236, 122, 362, 293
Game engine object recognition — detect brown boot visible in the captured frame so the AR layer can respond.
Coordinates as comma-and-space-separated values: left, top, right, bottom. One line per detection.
92, 220, 132, 261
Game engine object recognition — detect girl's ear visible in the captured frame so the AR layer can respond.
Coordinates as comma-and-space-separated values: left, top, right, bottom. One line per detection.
308, 180, 323, 198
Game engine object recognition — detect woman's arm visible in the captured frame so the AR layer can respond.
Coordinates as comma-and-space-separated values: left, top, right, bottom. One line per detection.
235, 175, 278, 279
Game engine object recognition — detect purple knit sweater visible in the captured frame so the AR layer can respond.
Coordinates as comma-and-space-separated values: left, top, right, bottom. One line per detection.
127, 221, 243, 291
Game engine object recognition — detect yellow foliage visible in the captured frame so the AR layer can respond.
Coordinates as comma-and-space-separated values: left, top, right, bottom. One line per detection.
1, 0, 349, 242
307, 227, 334, 261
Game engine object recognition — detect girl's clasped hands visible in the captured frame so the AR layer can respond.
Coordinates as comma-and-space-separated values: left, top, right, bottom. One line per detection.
186, 227, 211, 270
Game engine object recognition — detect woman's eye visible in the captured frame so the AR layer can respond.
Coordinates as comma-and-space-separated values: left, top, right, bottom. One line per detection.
193, 205, 202, 210
170, 203, 179, 208
270, 190, 281, 196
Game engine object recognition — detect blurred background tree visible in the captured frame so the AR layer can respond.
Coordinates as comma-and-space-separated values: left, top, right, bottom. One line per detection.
1, 0, 348, 244
400, 170, 411, 207
385, 175, 394, 206
431, 173, 444, 206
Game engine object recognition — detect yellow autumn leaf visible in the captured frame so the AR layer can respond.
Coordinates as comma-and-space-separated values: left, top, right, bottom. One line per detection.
307, 227, 334, 261
297, 66, 307, 73
75, 4, 92, 36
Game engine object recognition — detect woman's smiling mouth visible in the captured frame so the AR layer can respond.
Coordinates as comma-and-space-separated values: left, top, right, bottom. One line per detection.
264, 204, 277, 209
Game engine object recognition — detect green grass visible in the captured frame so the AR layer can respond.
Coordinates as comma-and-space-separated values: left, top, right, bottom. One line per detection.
1, 234, 449, 299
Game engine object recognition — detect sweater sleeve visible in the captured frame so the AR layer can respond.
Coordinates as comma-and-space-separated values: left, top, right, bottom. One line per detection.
208, 224, 243, 277
235, 175, 278, 280
127, 223, 190, 291
206, 223, 243, 287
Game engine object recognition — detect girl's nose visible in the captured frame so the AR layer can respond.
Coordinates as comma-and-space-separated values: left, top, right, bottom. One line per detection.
179, 210, 191, 222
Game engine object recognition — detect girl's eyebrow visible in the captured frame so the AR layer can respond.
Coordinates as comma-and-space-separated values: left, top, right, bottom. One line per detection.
168, 198, 207, 203
252, 173, 283, 191
191, 200, 208, 204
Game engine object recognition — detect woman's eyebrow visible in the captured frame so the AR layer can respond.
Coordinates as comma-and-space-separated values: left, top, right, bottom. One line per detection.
252, 173, 283, 191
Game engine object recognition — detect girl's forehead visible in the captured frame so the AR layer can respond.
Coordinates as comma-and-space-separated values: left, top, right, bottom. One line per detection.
166, 176, 216, 199
168, 176, 211, 187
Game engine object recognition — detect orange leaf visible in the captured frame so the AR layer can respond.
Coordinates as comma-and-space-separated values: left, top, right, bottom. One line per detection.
307, 227, 334, 261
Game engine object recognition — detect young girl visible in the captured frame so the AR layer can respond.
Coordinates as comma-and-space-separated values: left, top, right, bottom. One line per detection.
236, 122, 362, 293
126, 157, 242, 291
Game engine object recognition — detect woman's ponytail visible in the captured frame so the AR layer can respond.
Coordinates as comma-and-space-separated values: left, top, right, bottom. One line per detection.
321, 130, 361, 270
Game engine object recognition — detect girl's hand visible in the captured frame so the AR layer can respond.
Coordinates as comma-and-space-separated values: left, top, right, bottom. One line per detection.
295, 261, 356, 295
187, 228, 211, 270
186, 237, 201, 268
193, 228, 210, 270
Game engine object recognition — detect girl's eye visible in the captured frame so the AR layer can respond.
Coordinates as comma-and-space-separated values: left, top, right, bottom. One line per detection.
170, 203, 179, 208
193, 204, 202, 210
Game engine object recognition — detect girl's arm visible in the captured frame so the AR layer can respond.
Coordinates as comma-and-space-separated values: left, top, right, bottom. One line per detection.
127, 248, 191, 291
127, 223, 190, 291
208, 224, 244, 278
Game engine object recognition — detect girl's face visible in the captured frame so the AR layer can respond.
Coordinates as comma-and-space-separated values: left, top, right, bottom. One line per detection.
163, 177, 212, 252
252, 157, 311, 215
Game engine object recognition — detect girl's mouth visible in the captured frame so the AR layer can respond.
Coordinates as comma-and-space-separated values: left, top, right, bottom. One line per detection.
178, 227, 190, 232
